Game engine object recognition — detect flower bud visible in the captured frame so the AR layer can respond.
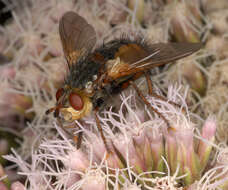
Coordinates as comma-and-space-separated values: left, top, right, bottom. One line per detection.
146, 126, 164, 173
0, 182, 8, 190
206, 36, 228, 59
197, 117, 216, 171
11, 182, 26, 190
81, 169, 106, 190
0, 65, 16, 80
0, 83, 33, 121
201, 0, 228, 14
128, 0, 145, 24
181, 59, 206, 96
209, 10, 228, 35
165, 1, 201, 42
64, 150, 89, 172
113, 134, 145, 174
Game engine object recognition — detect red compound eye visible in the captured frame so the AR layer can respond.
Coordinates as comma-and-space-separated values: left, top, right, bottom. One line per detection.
56, 88, 64, 101
69, 92, 84, 110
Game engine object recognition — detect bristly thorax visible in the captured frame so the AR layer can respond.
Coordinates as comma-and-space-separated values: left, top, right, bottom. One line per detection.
64, 56, 101, 89
64, 36, 148, 90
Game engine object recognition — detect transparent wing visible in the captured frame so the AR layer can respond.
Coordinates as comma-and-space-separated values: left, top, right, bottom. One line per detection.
129, 42, 202, 69
59, 11, 97, 66
107, 42, 202, 79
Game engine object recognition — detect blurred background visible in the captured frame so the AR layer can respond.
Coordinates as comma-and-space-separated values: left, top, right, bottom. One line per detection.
0, 0, 227, 189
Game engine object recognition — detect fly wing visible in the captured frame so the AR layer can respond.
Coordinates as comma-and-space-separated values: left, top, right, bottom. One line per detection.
59, 11, 97, 66
107, 42, 202, 79
129, 42, 202, 69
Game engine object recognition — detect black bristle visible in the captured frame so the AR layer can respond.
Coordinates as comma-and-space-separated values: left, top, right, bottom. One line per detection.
64, 34, 151, 90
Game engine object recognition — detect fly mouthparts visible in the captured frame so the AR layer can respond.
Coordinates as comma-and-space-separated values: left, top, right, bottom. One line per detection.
45, 107, 60, 118
45, 107, 55, 115
54, 109, 59, 118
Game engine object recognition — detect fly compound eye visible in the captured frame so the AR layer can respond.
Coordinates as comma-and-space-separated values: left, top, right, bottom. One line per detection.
56, 88, 64, 101
69, 92, 84, 110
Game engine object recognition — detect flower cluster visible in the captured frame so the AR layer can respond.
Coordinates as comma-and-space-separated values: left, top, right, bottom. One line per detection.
4, 85, 226, 189
0, 0, 228, 189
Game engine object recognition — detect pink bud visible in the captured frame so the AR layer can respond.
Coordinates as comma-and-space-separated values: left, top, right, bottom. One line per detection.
64, 150, 89, 172
113, 134, 145, 173
11, 182, 26, 190
198, 117, 216, 170
23, 33, 44, 56
65, 173, 81, 188
176, 130, 200, 184
122, 184, 141, 190
50, 1, 74, 22
165, 132, 178, 174
81, 170, 105, 190
201, 117, 217, 140
132, 128, 153, 171
0, 66, 16, 80
146, 127, 164, 172
86, 132, 106, 162
81, 179, 105, 190
0, 182, 8, 190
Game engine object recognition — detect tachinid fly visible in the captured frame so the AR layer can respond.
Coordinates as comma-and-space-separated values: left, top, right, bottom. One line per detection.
46, 11, 202, 152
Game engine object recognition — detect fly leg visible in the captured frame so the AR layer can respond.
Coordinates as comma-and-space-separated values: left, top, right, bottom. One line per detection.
130, 81, 174, 130
56, 118, 76, 140
56, 119, 83, 149
66, 122, 83, 149
94, 110, 112, 156
144, 71, 184, 110
69, 123, 83, 149
76, 131, 83, 149
144, 71, 153, 95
